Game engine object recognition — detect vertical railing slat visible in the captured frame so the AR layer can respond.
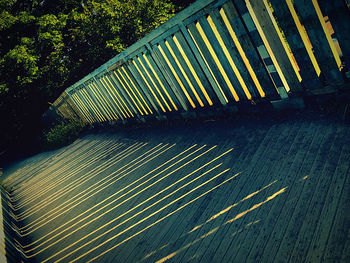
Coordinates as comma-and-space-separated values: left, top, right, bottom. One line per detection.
245, 0, 302, 95
269, 0, 323, 90
221, 1, 276, 98
150, 44, 190, 111
318, 0, 350, 76
126, 59, 161, 115
209, 8, 259, 99
140, 50, 181, 111
293, 0, 344, 85
198, 15, 245, 101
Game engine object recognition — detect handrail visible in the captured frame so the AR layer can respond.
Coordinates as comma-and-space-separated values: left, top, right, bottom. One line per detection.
49, 0, 349, 124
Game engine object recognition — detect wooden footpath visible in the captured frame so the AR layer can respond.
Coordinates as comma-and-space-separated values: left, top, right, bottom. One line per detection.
1, 112, 349, 263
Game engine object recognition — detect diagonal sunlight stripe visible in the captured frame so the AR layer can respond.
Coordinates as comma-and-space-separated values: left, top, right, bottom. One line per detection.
12, 139, 106, 202
14, 142, 142, 221
17, 144, 197, 250
32, 146, 228, 258
13, 140, 121, 210
19, 144, 206, 256
12, 139, 100, 198
5, 139, 86, 190
195, 21, 239, 102
51, 167, 233, 263
11, 142, 147, 233
32, 163, 222, 261
16, 142, 150, 232
188, 180, 277, 233
157, 186, 287, 263
140, 180, 277, 261
80, 170, 240, 263
8, 138, 89, 187
207, 15, 252, 100
14, 142, 144, 226
18, 143, 172, 238
137, 56, 172, 111
10, 141, 91, 197
165, 40, 204, 107
61, 164, 226, 263
225, 187, 287, 224
141, 53, 178, 111
220, 7, 266, 97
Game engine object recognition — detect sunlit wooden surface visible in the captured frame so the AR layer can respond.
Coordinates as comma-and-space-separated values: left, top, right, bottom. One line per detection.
2, 113, 350, 263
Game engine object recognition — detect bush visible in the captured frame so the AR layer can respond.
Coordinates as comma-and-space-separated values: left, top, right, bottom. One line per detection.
44, 119, 87, 150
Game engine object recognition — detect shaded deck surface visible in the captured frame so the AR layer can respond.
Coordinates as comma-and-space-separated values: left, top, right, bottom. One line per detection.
2, 110, 350, 263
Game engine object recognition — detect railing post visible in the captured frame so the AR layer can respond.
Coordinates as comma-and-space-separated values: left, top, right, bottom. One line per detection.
125, 60, 163, 118
318, 0, 350, 78
106, 69, 142, 120
145, 43, 189, 111
294, 0, 344, 85
269, 0, 323, 91
245, 0, 303, 95
92, 76, 124, 121
67, 92, 92, 123
82, 83, 110, 122
76, 88, 100, 122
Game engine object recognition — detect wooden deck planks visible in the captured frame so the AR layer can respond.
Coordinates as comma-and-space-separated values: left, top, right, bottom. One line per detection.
256, 121, 330, 263
2, 116, 349, 263
231, 120, 315, 263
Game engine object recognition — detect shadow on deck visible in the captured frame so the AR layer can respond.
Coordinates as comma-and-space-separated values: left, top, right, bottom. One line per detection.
1, 106, 350, 263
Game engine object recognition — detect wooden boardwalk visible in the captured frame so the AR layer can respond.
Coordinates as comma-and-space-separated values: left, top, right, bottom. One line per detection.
2, 112, 350, 263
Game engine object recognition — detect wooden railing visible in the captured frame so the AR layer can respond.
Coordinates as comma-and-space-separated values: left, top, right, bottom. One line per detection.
50, 0, 349, 124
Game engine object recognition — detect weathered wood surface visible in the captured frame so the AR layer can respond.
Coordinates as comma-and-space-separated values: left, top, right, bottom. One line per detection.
2, 112, 349, 263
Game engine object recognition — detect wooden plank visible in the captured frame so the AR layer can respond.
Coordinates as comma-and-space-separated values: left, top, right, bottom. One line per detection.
104, 73, 139, 118
319, 0, 350, 74
305, 130, 350, 262
294, 0, 344, 85
150, 44, 190, 111
94, 77, 125, 120
248, 0, 302, 93
186, 22, 230, 104
269, 0, 323, 90
220, 1, 277, 98
287, 125, 345, 263
209, 8, 259, 99
321, 164, 350, 263
126, 59, 161, 115
134, 125, 274, 263
140, 49, 181, 111
165, 35, 208, 107
220, 121, 310, 263
263, 123, 336, 263
188, 122, 301, 263
249, 122, 330, 263
198, 15, 247, 101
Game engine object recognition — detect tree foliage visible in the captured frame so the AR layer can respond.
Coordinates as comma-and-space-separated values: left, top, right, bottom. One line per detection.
0, 0, 178, 154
